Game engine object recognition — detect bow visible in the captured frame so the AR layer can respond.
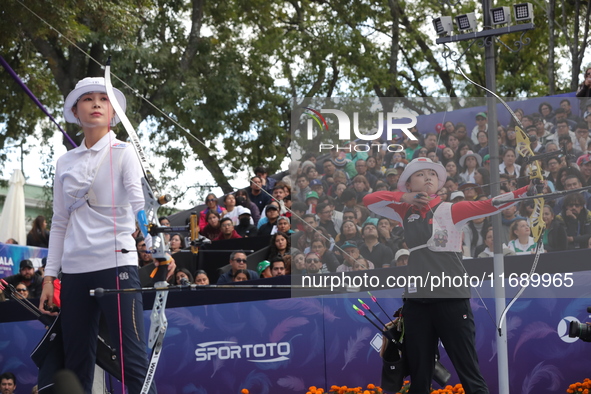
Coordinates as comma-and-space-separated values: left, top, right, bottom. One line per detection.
455, 66, 551, 335
104, 57, 172, 393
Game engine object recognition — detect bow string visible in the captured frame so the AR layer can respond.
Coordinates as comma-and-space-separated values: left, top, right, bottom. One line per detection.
104, 56, 171, 393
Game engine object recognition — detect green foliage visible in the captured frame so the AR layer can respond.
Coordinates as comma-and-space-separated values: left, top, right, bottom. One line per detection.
0, 0, 584, 205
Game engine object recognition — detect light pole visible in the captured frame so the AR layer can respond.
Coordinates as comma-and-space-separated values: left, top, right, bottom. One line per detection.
433, 2, 535, 393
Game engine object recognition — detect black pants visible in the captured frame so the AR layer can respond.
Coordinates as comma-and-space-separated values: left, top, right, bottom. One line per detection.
402, 299, 488, 394
61, 266, 156, 394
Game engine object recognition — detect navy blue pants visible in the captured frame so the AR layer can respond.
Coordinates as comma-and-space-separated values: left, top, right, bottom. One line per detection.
61, 266, 156, 394
402, 299, 489, 394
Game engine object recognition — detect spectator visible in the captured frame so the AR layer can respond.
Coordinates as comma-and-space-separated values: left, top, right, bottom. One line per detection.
172, 268, 193, 286
459, 151, 481, 184
358, 222, 394, 268
257, 203, 280, 236
351, 175, 371, 202
268, 232, 290, 261
234, 207, 258, 237
577, 153, 591, 185
500, 205, 521, 245
545, 157, 563, 186
233, 269, 251, 282
539, 102, 555, 122
222, 193, 240, 225
576, 67, 591, 99
450, 191, 465, 202
169, 233, 185, 254
290, 249, 305, 274
0, 372, 16, 394
199, 194, 226, 231
459, 183, 483, 201
194, 270, 210, 285
304, 191, 319, 214
4, 238, 18, 244
159, 216, 171, 244
470, 112, 488, 145
454, 123, 470, 144
295, 174, 311, 202
292, 214, 319, 252
437, 187, 450, 202
462, 204, 490, 257
366, 156, 383, 179
235, 189, 261, 225
499, 148, 520, 176
27, 215, 50, 248
248, 176, 272, 213
316, 202, 338, 238
377, 217, 403, 260
384, 168, 400, 190
282, 254, 292, 275
574, 122, 591, 153
335, 220, 362, 247
254, 165, 277, 193
554, 175, 591, 214
14, 282, 30, 300
215, 218, 242, 241
217, 251, 258, 284
542, 205, 568, 252
4, 259, 42, 298
505, 127, 517, 149
474, 167, 491, 196
352, 258, 371, 271
304, 252, 329, 274
322, 159, 338, 183
276, 216, 294, 235
556, 193, 591, 249
257, 260, 272, 278
507, 219, 542, 255
270, 258, 287, 277
336, 241, 366, 272
477, 227, 516, 258
135, 236, 153, 267
394, 249, 409, 267
201, 210, 222, 240
310, 238, 339, 272
355, 159, 378, 189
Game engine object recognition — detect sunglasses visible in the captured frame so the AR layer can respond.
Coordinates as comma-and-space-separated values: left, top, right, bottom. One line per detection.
233, 258, 247, 263
306, 258, 320, 263
206, 198, 217, 202
16, 288, 27, 292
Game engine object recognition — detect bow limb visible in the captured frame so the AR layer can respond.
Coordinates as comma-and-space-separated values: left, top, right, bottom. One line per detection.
104, 57, 170, 394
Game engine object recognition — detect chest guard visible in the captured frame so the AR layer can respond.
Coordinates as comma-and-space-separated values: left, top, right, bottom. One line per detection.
426, 202, 463, 252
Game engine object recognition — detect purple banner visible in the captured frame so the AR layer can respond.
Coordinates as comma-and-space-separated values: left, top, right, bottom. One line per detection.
1, 291, 590, 393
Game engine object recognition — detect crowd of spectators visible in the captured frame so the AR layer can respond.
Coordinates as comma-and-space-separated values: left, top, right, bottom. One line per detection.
4, 98, 591, 290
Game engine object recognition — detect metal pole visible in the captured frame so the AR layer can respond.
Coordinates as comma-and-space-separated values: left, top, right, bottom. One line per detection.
482, 0, 510, 392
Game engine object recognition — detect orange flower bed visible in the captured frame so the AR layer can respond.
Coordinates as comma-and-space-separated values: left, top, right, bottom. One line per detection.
566, 378, 591, 393
240, 382, 466, 394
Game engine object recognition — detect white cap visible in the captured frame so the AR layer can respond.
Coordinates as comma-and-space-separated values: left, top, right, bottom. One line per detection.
236, 206, 251, 216
450, 191, 465, 200
395, 249, 410, 260
63, 77, 126, 124
397, 158, 447, 192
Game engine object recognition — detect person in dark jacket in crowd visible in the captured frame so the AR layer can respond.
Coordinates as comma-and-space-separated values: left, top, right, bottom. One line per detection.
555, 193, 591, 249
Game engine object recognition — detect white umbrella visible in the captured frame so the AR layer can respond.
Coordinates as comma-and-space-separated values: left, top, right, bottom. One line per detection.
0, 169, 26, 245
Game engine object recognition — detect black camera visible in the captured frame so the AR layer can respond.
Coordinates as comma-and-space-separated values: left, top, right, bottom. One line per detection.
568, 307, 591, 342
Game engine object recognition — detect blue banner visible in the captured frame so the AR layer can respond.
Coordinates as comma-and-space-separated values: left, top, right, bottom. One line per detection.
0, 243, 48, 278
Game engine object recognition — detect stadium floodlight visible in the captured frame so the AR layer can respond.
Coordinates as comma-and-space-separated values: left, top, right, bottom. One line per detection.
490, 6, 511, 25
432, 16, 453, 36
513, 3, 534, 22
455, 12, 477, 32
